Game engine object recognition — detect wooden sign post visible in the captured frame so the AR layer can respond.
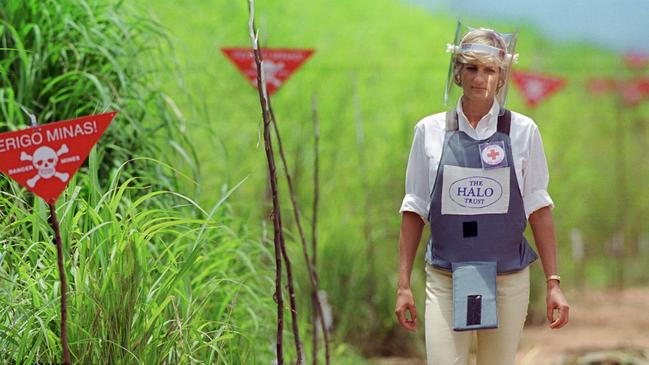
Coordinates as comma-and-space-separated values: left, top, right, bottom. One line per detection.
0, 112, 116, 364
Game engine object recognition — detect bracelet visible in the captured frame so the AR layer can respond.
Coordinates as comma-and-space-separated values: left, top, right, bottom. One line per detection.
546, 274, 561, 284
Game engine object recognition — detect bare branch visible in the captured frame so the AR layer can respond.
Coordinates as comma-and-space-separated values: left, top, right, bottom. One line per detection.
49, 203, 71, 365
247, 1, 284, 363
247, 1, 305, 364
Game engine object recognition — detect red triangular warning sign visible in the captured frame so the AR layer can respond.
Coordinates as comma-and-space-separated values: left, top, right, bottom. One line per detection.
0, 112, 116, 203
221, 48, 314, 95
511, 70, 566, 108
586, 78, 617, 96
623, 52, 649, 70
617, 78, 649, 106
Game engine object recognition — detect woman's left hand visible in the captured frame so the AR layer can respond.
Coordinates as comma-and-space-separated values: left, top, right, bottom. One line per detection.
546, 283, 569, 329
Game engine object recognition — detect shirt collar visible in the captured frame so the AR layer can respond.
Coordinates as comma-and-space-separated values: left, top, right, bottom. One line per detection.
456, 97, 500, 140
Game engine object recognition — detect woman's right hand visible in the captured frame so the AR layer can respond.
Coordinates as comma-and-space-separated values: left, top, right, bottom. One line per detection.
395, 287, 418, 331
395, 211, 424, 332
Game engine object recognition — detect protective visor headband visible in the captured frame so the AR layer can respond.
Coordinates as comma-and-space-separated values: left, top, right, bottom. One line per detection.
446, 43, 519, 64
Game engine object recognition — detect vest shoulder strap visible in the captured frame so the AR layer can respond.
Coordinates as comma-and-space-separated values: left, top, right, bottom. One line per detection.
445, 110, 458, 131
497, 109, 512, 136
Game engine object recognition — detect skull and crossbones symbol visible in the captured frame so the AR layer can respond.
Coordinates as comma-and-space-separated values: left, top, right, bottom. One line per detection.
254, 60, 285, 88
20, 144, 70, 188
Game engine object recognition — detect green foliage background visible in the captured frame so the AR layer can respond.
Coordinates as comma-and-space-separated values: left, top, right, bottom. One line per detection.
146, 0, 649, 358
1, 0, 648, 363
1, 0, 278, 363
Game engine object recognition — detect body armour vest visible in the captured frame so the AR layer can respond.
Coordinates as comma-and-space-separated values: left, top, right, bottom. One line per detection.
425, 109, 538, 274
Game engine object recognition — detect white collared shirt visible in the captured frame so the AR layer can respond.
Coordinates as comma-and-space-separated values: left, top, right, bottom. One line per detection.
399, 100, 554, 223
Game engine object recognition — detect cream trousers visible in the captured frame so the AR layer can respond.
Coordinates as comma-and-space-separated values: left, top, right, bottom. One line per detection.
424, 264, 529, 365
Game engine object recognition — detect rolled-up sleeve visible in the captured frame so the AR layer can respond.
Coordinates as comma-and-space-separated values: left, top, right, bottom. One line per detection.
399, 124, 430, 223
523, 125, 554, 218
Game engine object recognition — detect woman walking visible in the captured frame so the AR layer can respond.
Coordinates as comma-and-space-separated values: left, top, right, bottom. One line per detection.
394, 25, 569, 365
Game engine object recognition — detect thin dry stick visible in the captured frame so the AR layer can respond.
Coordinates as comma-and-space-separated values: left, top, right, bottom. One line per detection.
247, 1, 302, 364
260, 43, 306, 365
310, 96, 319, 365
247, 2, 284, 363
309, 95, 330, 365
278, 212, 305, 365
353, 75, 376, 306
268, 97, 327, 351
311, 95, 320, 270
268, 103, 306, 364
268, 104, 329, 365
48, 202, 71, 365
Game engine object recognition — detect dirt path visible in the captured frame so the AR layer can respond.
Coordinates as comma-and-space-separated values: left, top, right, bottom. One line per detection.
371, 287, 649, 365
517, 287, 649, 364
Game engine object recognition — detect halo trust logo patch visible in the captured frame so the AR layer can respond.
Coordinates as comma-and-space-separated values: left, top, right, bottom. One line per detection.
448, 176, 503, 209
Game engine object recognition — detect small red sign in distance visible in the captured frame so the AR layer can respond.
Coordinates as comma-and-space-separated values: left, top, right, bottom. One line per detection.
221, 48, 314, 95
511, 70, 567, 108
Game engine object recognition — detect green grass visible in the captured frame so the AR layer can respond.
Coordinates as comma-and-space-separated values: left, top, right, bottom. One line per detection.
1, 0, 648, 363
143, 0, 649, 358
0, 0, 197, 191
0, 0, 285, 363
0, 160, 277, 363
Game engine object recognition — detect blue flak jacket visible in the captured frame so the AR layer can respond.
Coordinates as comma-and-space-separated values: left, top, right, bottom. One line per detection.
425, 109, 538, 274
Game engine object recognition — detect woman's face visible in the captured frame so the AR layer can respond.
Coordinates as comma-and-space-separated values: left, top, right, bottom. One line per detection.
459, 61, 501, 104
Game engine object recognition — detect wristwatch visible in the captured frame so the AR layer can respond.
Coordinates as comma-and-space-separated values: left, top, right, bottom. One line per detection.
546, 274, 561, 284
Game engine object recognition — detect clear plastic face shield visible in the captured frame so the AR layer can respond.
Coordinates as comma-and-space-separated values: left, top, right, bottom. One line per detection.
444, 22, 519, 116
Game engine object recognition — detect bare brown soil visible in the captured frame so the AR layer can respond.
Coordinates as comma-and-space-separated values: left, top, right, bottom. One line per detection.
371, 287, 649, 365
517, 287, 649, 365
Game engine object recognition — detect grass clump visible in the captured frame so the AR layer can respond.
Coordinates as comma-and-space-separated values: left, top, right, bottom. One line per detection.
0, 0, 280, 363
0, 0, 196, 191
0, 165, 275, 364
